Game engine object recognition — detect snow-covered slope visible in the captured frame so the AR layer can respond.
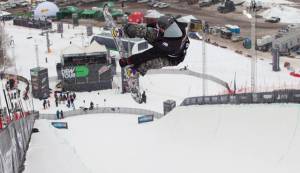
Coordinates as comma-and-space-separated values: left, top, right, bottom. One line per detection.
24, 120, 90, 173
260, 5, 300, 23
25, 104, 300, 173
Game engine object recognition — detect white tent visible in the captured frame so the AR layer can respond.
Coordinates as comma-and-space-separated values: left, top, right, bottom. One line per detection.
85, 41, 107, 56
0, 11, 11, 17
61, 44, 85, 57
177, 15, 197, 23
34, 1, 59, 20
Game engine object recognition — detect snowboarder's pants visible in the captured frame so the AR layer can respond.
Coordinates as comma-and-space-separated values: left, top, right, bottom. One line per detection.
129, 47, 184, 75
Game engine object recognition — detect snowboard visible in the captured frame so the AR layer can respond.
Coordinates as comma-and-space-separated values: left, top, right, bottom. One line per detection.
103, 4, 142, 104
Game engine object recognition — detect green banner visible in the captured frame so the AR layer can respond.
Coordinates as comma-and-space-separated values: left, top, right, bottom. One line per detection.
75, 66, 89, 77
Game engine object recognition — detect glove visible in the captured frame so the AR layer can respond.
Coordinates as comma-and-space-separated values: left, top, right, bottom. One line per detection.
123, 23, 147, 38
123, 23, 136, 38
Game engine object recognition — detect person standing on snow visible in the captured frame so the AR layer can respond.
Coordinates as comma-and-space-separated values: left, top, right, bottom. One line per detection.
56, 110, 60, 119
119, 15, 190, 76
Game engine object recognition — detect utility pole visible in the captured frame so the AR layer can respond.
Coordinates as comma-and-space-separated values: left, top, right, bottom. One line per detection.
250, 0, 257, 93
202, 20, 207, 96
46, 31, 51, 53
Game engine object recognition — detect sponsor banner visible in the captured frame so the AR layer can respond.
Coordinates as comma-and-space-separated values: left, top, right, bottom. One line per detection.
62, 66, 90, 79
138, 115, 154, 124
51, 122, 68, 129
75, 66, 89, 77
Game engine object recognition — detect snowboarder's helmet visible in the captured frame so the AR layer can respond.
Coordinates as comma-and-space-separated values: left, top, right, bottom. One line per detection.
157, 16, 175, 30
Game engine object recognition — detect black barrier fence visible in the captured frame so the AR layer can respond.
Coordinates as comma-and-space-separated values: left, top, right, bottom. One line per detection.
180, 89, 300, 106
0, 112, 38, 173
13, 17, 52, 30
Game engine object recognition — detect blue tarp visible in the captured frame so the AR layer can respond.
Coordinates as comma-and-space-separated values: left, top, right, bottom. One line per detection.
51, 122, 68, 129
138, 115, 154, 124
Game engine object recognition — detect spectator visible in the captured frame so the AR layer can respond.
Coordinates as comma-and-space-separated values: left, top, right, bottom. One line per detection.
141, 91, 147, 104
17, 89, 21, 98
63, 95, 67, 104
60, 110, 64, 119
13, 92, 17, 99
89, 101, 94, 110
43, 100, 47, 109
55, 98, 58, 107
59, 95, 62, 104
56, 110, 60, 119
67, 99, 70, 108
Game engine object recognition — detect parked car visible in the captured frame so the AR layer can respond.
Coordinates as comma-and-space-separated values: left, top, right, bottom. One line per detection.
217, 0, 235, 13
199, 0, 212, 7
0, 2, 7, 10
158, 2, 169, 8
10, 3, 17, 8
153, 2, 162, 7
18, 1, 29, 7
265, 17, 280, 23
199, 0, 219, 7
3, 2, 12, 9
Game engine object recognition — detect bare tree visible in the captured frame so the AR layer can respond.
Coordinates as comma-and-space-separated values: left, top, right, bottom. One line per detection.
0, 23, 12, 70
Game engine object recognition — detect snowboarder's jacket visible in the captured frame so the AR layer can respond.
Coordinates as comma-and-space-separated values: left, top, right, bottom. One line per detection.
124, 17, 189, 65
146, 20, 189, 60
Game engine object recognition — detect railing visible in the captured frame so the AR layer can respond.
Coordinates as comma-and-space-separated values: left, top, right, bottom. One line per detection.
39, 107, 164, 120
181, 89, 300, 106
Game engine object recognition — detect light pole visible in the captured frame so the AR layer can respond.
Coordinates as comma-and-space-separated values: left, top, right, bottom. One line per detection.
202, 20, 207, 96
243, 0, 257, 93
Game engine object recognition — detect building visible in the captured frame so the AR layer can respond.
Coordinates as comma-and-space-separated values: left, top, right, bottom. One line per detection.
58, 42, 113, 91
272, 25, 300, 54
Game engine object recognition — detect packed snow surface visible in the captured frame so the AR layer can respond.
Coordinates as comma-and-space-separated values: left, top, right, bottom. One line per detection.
25, 104, 300, 173
260, 5, 300, 23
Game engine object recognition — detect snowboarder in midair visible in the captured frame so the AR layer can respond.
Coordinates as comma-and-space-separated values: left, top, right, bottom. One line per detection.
119, 15, 190, 76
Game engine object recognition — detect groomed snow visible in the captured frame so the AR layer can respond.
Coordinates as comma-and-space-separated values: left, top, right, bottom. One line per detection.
25, 104, 300, 173
24, 120, 90, 173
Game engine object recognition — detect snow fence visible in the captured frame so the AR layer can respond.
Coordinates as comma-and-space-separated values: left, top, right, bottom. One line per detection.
39, 107, 164, 120
181, 89, 300, 106
0, 112, 39, 173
